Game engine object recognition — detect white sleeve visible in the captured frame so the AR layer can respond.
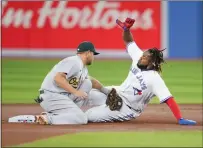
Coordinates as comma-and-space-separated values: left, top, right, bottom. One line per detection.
126, 41, 143, 63
152, 73, 173, 103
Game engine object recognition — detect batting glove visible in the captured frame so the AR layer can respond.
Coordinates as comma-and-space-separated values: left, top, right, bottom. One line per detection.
178, 118, 196, 125
116, 18, 135, 31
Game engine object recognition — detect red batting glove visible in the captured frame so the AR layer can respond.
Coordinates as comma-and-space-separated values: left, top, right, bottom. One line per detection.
116, 18, 135, 31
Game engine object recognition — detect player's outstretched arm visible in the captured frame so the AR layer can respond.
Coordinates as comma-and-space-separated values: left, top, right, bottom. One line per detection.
116, 18, 135, 45
123, 30, 134, 45
116, 18, 143, 62
89, 76, 110, 95
152, 74, 196, 125
164, 97, 197, 125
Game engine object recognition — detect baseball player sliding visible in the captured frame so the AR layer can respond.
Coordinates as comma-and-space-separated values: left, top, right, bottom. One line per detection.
85, 18, 196, 125
8, 41, 110, 125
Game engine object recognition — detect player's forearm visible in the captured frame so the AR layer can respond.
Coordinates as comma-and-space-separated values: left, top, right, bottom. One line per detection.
54, 72, 77, 94
90, 77, 102, 90
89, 76, 110, 95
123, 30, 134, 44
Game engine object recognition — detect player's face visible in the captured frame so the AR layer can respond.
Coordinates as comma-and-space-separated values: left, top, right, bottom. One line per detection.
86, 51, 94, 65
137, 51, 152, 69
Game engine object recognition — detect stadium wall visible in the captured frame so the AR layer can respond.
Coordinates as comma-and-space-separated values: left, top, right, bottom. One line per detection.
2, 1, 202, 59
168, 1, 203, 59
1, 1, 164, 59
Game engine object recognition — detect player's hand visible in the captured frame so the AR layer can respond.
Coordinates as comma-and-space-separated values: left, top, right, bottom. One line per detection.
74, 90, 88, 99
178, 118, 196, 125
116, 18, 135, 31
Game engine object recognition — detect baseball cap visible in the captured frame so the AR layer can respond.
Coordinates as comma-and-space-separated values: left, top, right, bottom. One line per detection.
77, 41, 100, 55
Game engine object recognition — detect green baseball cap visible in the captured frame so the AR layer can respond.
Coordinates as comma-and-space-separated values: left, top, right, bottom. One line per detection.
77, 41, 100, 55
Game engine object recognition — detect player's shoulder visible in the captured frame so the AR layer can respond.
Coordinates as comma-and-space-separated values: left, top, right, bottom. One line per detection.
144, 71, 165, 87
153, 70, 162, 76
63, 55, 78, 61
61, 56, 80, 64
151, 71, 166, 85
146, 70, 163, 80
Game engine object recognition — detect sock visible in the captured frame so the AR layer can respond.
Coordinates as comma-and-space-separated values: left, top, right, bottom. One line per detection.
165, 97, 182, 120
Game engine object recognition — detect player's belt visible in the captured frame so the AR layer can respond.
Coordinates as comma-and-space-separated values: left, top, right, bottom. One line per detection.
39, 89, 70, 95
35, 90, 70, 104
39, 89, 70, 96
126, 104, 142, 114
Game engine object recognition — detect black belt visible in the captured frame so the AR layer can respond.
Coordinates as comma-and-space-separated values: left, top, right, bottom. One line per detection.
39, 89, 69, 95
36, 90, 69, 104
126, 104, 142, 114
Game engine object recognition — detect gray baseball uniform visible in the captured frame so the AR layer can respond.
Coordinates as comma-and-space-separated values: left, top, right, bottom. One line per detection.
39, 55, 92, 125
8, 41, 102, 125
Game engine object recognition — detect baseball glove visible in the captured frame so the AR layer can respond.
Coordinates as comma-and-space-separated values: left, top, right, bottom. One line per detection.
106, 88, 123, 111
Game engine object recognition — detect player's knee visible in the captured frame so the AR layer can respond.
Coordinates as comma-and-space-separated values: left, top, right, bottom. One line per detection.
89, 90, 107, 106
75, 112, 88, 124
85, 108, 99, 122
85, 109, 93, 121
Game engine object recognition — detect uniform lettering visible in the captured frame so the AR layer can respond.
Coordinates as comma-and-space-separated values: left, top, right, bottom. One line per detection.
130, 67, 139, 75
136, 75, 147, 90
130, 67, 147, 90
68, 77, 79, 89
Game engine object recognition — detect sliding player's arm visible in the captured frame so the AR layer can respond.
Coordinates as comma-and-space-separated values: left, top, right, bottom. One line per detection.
116, 18, 143, 62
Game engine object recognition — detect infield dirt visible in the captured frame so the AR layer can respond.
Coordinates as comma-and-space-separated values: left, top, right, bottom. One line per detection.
2, 104, 202, 147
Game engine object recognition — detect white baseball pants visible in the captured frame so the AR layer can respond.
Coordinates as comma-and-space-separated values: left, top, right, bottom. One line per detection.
85, 89, 139, 122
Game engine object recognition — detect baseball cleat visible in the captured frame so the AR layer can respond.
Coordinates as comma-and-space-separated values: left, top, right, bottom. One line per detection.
35, 115, 49, 125
178, 118, 197, 125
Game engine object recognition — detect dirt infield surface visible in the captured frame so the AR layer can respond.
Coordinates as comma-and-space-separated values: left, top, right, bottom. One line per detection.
2, 104, 203, 147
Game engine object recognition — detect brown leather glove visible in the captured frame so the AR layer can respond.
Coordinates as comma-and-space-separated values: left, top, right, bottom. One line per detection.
106, 88, 123, 111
